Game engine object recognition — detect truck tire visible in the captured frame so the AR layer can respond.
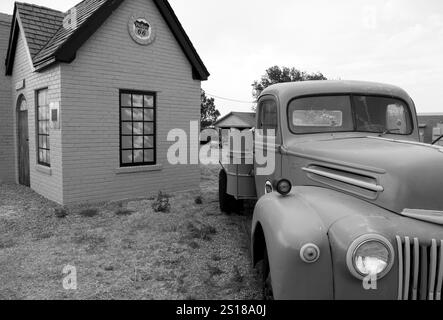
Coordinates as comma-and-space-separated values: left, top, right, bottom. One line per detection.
219, 169, 238, 214
257, 247, 274, 300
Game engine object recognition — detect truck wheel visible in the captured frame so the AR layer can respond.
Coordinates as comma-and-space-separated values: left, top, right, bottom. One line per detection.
257, 248, 274, 300
219, 169, 237, 214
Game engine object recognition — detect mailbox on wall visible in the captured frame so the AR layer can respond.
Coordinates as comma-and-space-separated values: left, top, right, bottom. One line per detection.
50, 101, 60, 130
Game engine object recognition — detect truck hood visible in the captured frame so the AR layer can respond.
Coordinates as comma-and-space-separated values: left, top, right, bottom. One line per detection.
285, 136, 443, 220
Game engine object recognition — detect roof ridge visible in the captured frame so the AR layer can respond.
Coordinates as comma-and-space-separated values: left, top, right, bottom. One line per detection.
15, 1, 64, 14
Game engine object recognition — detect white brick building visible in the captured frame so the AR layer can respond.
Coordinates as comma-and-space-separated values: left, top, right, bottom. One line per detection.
0, 0, 209, 204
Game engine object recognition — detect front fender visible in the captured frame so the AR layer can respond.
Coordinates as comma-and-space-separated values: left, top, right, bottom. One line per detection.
252, 187, 334, 300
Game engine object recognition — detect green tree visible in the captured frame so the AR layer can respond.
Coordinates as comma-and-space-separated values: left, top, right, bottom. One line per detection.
201, 90, 221, 129
252, 66, 327, 101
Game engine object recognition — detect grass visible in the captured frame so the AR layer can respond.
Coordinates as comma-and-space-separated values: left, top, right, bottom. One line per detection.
0, 164, 261, 300
115, 208, 135, 216
185, 221, 217, 241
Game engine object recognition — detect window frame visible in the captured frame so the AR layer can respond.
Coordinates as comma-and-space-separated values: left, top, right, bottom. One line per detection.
119, 89, 157, 167
257, 98, 279, 132
286, 93, 414, 135
36, 88, 50, 167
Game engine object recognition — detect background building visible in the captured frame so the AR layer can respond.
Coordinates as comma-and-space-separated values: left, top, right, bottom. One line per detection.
418, 114, 443, 145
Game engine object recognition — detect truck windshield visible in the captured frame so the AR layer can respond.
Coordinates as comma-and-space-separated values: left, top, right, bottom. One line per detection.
288, 95, 413, 135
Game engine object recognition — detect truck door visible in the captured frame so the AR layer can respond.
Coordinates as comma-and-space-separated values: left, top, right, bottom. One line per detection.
255, 96, 282, 198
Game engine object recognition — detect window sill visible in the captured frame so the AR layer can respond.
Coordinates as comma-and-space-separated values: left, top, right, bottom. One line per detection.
35, 165, 52, 176
115, 164, 163, 175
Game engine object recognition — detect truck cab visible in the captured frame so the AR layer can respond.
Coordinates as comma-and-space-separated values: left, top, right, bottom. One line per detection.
219, 80, 443, 300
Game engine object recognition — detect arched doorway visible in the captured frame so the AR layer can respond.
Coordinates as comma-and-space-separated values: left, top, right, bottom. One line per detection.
17, 95, 30, 186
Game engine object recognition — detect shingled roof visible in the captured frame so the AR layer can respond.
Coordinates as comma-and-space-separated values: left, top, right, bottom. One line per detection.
33, 0, 110, 66
0, 13, 12, 24
5, 0, 209, 80
15, 3, 64, 59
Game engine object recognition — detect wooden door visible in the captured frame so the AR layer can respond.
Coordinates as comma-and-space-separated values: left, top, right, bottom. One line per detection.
18, 109, 30, 187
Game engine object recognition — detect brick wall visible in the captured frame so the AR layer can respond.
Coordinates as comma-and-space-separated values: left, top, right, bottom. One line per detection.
60, 0, 201, 204
11, 31, 63, 203
0, 16, 13, 183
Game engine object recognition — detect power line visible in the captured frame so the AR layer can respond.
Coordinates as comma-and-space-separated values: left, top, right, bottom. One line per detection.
206, 92, 256, 104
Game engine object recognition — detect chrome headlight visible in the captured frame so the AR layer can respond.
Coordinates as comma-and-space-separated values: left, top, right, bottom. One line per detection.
346, 234, 395, 280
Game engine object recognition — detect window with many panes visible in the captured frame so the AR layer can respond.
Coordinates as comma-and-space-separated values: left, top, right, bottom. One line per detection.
120, 90, 156, 166
37, 89, 50, 167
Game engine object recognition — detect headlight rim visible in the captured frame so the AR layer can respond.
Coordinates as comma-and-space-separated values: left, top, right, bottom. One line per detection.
346, 234, 395, 280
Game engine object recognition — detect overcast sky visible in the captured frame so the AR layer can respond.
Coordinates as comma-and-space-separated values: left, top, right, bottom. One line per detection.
1, 0, 442, 115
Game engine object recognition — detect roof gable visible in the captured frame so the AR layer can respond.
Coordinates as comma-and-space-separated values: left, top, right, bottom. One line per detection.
16, 3, 64, 58
5, 0, 209, 80
215, 112, 256, 129
5, 3, 64, 74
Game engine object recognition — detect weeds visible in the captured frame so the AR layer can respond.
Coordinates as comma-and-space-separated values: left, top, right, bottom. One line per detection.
0, 239, 15, 250
211, 254, 221, 262
232, 265, 244, 283
72, 232, 106, 252
207, 263, 224, 277
79, 208, 99, 217
186, 221, 217, 241
54, 207, 68, 218
115, 208, 135, 216
194, 195, 203, 205
188, 241, 200, 249
152, 191, 171, 213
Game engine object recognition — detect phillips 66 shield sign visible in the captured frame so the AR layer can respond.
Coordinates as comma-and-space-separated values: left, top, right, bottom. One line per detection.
128, 14, 156, 45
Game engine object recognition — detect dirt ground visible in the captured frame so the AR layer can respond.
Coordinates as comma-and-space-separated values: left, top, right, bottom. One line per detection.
0, 164, 261, 300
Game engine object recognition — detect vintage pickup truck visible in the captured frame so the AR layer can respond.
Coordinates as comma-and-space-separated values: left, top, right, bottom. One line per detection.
219, 80, 443, 300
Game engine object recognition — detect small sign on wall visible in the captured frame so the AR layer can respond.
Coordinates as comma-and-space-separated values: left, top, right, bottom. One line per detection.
15, 79, 25, 91
50, 101, 60, 130
128, 14, 156, 46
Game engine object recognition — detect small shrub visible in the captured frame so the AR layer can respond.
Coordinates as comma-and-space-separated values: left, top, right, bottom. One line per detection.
194, 196, 203, 205
152, 191, 171, 213
0, 239, 15, 250
33, 232, 53, 241
232, 265, 244, 283
54, 207, 68, 218
115, 208, 134, 216
79, 208, 99, 217
188, 241, 200, 249
101, 263, 114, 272
211, 254, 221, 262
207, 263, 224, 277
186, 222, 217, 241
161, 224, 179, 233
72, 233, 106, 247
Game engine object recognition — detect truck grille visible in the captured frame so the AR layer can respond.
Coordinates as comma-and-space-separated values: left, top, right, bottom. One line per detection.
396, 236, 443, 300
